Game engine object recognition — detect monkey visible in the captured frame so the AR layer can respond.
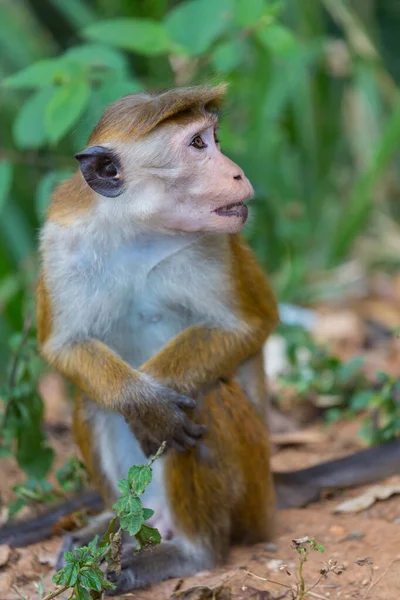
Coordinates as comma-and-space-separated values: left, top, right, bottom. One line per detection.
34, 84, 279, 593
2, 84, 400, 594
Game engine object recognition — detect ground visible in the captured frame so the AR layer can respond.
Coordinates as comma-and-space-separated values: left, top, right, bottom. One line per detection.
1, 414, 400, 599
1, 291, 400, 600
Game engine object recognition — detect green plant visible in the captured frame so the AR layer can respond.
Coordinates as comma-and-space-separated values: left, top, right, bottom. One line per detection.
1, 0, 400, 374
43, 443, 165, 600
0, 317, 88, 516
276, 324, 400, 445
245, 536, 344, 599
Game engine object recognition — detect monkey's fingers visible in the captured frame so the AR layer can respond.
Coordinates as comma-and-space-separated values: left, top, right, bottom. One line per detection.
171, 417, 206, 451
169, 391, 196, 409
184, 420, 206, 438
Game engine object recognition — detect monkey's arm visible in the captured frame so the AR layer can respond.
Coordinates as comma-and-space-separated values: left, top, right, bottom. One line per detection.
36, 276, 204, 449
140, 235, 279, 395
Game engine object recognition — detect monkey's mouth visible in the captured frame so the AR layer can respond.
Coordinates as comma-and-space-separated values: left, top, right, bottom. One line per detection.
214, 201, 248, 219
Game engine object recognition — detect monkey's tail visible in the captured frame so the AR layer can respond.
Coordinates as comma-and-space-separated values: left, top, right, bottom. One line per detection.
0, 489, 104, 547
274, 439, 400, 509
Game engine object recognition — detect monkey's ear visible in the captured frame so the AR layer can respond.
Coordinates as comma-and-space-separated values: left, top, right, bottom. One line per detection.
75, 145, 124, 198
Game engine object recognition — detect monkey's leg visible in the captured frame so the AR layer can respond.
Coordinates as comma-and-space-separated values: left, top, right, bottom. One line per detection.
108, 381, 275, 594
56, 510, 114, 569
107, 541, 214, 594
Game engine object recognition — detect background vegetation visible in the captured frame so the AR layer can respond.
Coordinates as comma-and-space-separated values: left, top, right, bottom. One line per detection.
1, 0, 400, 371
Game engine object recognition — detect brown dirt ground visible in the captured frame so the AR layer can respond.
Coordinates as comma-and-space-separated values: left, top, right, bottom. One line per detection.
1, 414, 400, 600
2, 291, 400, 600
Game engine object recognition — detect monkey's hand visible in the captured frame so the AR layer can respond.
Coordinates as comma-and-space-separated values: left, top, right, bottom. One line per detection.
122, 383, 206, 452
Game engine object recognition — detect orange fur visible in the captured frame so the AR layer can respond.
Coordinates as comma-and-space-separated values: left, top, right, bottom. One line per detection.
165, 380, 275, 560
36, 274, 53, 346
47, 172, 94, 225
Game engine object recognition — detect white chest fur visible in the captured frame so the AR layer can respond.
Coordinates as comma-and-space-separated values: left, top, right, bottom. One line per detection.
42, 224, 238, 367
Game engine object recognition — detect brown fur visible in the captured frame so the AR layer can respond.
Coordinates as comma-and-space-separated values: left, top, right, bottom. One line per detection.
166, 380, 275, 560
36, 274, 53, 346
47, 172, 94, 225
89, 84, 227, 144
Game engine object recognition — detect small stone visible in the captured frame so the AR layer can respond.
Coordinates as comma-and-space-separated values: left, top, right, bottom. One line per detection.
0, 545, 10, 567
0, 571, 13, 592
38, 550, 56, 567
362, 579, 369, 586
340, 531, 365, 542
264, 542, 278, 553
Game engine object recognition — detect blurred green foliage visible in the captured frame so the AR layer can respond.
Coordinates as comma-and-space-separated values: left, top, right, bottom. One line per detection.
1, 0, 400, 375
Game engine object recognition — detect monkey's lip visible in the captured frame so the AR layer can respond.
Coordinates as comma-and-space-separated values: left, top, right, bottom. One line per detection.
214, 201, 248, 219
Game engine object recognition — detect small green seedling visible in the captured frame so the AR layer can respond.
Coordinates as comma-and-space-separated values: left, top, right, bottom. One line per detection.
41, 443, 165, 600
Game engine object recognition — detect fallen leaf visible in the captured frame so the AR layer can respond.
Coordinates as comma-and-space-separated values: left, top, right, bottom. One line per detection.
356, 557, 373, 566
0, 545, 10, 567
170, 585, 231, 599
334, 484, 400, 513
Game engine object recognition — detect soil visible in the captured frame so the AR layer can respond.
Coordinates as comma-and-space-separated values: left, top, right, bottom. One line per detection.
1, 413, 400, 600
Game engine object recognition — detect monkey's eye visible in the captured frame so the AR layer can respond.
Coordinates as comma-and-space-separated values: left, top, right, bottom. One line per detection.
190, 135, 207, 150
214, 132, 220, 146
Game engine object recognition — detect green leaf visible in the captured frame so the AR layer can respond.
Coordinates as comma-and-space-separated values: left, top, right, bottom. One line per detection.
117, 478, 130, 495
113, 494, 144, 536
350, 390, 375, 411
135, 524, 162, 550
4, 60, 63, 89
165, 0, 231, 56
211, 39, 245, 72
0, 160, 12, 215
79, 568, 103, 591
143, 507, 154, 520
13, 86, 56, 149
65, 44, 129, 74
87, 535, 99, 553
64, 551, 76, 564
337, 356, 364, 383
8, 498, 26, 518
233, 0, 270, 28
256, 23, 298, 57
83, 18, 171, 56
53, 561, 79, 586
73, 585, 91, 600
128, 465, 152, 494
16, 445, 54, 480
45, 80, 90, 144
35, 169, 73, 221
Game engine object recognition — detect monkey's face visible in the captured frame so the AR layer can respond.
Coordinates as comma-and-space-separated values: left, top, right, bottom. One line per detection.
150, 118, 254, 234
76, 116, 253, 234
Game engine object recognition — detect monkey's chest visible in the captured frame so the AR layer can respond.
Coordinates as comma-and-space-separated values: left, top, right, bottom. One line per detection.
106, 290, 192, 368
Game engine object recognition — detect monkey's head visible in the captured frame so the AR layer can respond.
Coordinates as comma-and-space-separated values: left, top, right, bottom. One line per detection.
75, 85, 253, 234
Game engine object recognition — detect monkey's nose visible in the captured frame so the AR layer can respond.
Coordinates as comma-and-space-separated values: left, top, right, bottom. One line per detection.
233, 174, 243, 181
